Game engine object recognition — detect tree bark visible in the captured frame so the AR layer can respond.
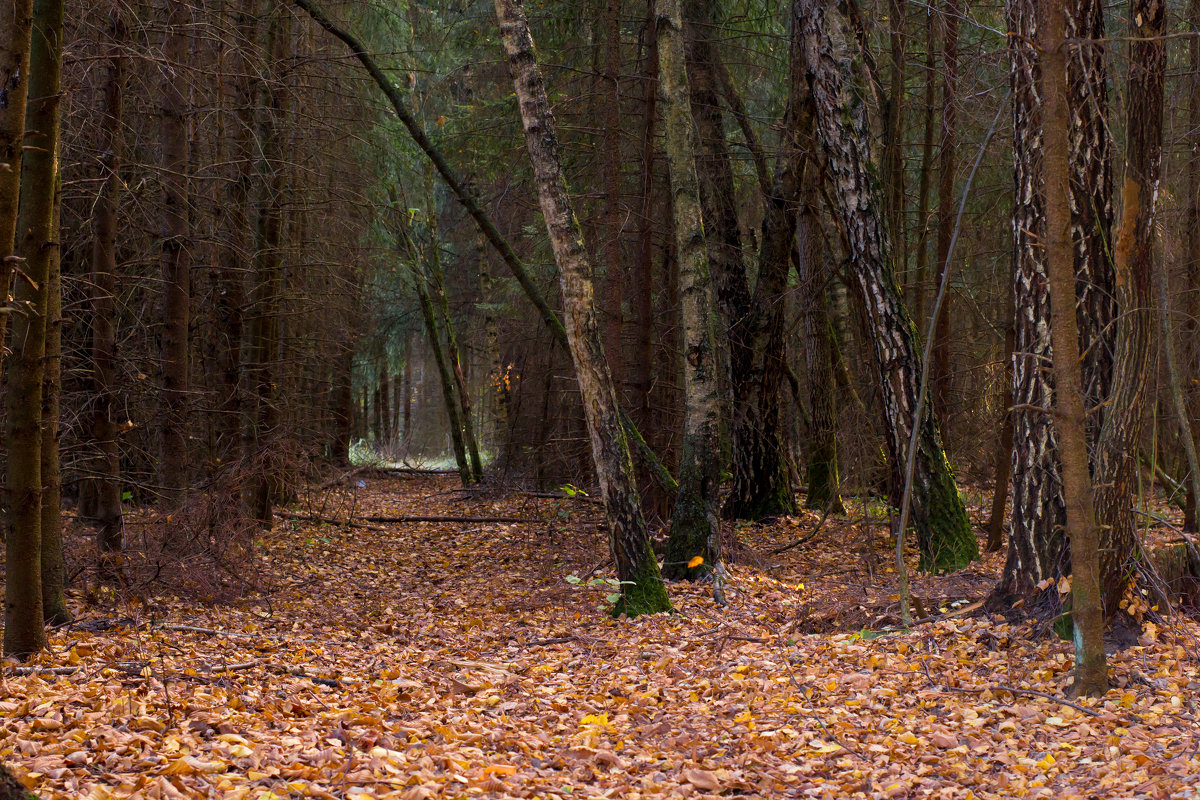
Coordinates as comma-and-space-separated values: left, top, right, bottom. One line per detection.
1039, 0, 1107, 697
244, 9, 287, 528
0, 0, 33, 385
930, 0, 958, 428
92, 3, 126, 579
158, 0, 192, 507
657, 0, 722, 583
1067, 0, 1116, 442
1092, 0, 1164, 614
40, 177, 68, 626
494, 0, 670, 616
798, 187, 844, 514
1183, 0, 1200, 532
910, 8, 938, 327
423, 170, 482, 482
601, 0, 624, 386
715, 0, 802, 521
4, 0, 63, 659
797, 0, 977, 573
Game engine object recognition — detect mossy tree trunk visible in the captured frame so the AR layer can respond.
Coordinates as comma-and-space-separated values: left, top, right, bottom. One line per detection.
657, 0, 722, 582
797, 0, 977, 573
494, 0, 669, 616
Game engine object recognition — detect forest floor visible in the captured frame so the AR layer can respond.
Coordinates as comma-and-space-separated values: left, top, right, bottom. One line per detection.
2, 473, 1200, 799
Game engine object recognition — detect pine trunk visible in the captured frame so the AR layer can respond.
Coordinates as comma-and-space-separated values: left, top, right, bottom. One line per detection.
657, 0, 722, 582
798, 192, 844, 514
92, 3, 126, 578
930, 0, 958, 427
1039, 0, 1106, 697
797, 0, 977, 573
41, 179, 68, 626
0, 0, 33, 385
159, 0, 192, 506
245, 10, 287, 528
1093, 0, 1164, 614
3, 0, 63, 658
494, 0, 669, 616
1184, 0, 1200, 532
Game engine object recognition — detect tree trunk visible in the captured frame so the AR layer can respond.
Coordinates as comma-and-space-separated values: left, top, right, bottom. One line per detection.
213, 0, 256, 473
930, 0, 958, 428
882, 0, 906, 270
1092, 0, 1164, 614
993, 0, 1066, 604
3, 0, 63, 659
245, 10, 287, 528
601, 0, 624, 386
1039, 0, 1106, 697
1183, 0, 1200, 532
159, 0, 192, 507
798, 189, 844, 514
0, 0, 33, 386
797, 0, 977, 573
715, 1, 803, 521
423, 175, 482, 482
656, 0, 722, 583
478, 231, 509, 464
41, 178, 68, 626
1067, 0, 1116, 443
92, 3, 126, 579
986, 302, 1016, 553
910, 8, 938, 327
494, 0, 669, 616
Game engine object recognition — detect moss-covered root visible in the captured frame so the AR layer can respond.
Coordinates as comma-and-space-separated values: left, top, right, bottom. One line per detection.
663, 460, 717, 580
0, 764, 40, 800
662, 509, 714, 581
916, 456, 979, 574
612, 556, 672, 618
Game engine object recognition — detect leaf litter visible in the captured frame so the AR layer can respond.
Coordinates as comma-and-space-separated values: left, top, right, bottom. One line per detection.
2, 474, 1199, 799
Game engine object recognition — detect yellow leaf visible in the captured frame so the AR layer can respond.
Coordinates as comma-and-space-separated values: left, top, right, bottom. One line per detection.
484, 764, 517, 776
898, 732, 919, 745
1057, 576, 1071, 594
687, 556, 704, 569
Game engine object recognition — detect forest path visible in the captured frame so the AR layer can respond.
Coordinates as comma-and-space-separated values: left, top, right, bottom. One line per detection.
2, 475, 1198, 799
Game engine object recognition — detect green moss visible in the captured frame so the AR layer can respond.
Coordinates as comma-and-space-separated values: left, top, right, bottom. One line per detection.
663, 493, 713, 581
612, 553, 672, 618
805, 446, 845, 514
916, 452, 979, 574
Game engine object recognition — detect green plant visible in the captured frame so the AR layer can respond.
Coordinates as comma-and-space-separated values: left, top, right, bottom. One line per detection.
564, 574, 631, 612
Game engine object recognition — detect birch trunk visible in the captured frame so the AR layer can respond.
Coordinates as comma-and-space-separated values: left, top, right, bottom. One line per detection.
797, 0, 977, 573
494, 0, 669, 616
656, 0, 722, 583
